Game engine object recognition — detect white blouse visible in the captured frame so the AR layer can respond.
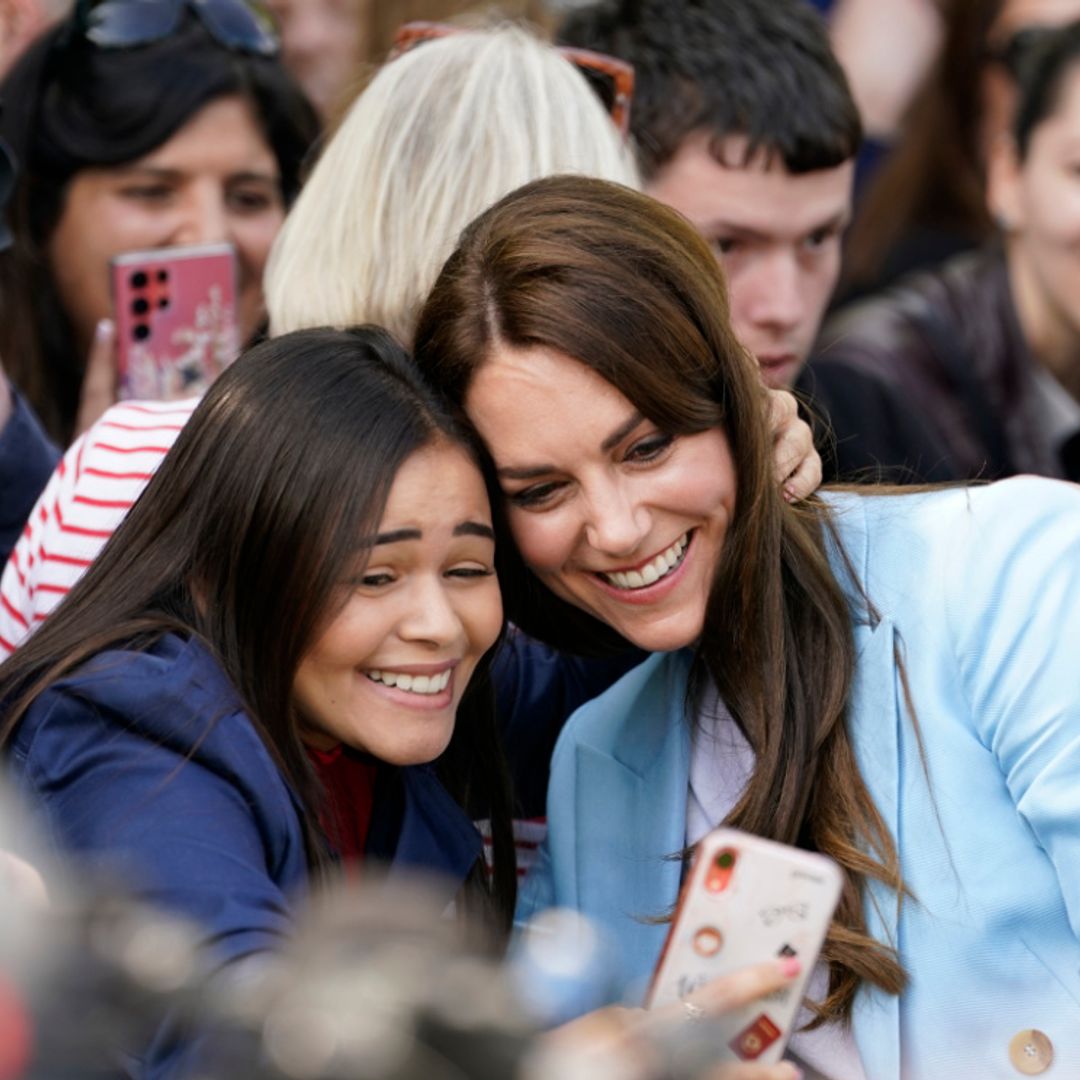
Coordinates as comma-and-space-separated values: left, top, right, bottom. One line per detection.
686, 686, 867, 1080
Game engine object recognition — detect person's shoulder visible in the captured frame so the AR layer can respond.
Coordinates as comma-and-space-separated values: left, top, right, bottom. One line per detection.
15, 633, 249, 763
813, 251, 985, 374
823, 479, 1080, 615
77, 397, 196, 469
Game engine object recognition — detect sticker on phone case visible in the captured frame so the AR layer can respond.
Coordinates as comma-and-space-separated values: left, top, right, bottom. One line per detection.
729, 1014, 782, 1060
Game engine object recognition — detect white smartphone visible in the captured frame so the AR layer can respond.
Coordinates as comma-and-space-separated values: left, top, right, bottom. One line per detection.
646, 828, 843, 1065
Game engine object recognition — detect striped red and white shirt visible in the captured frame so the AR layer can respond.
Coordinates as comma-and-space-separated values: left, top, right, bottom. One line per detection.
0, 397, 200, 656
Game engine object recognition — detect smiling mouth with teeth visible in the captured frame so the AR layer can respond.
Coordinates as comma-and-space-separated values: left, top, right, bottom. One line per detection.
365, 669, 452, 695
599, 532, 690, 590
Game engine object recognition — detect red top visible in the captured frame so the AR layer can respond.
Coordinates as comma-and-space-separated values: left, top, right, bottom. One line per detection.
306, 743, 378, 862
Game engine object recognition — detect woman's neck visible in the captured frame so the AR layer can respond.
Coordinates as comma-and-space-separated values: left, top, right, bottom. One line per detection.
1008, 245, 1080, 402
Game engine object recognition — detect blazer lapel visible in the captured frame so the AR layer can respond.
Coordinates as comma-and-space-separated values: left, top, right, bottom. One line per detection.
574, 653, 693, 996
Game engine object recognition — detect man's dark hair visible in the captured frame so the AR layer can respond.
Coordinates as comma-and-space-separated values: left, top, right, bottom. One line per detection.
557, 0, 861, 180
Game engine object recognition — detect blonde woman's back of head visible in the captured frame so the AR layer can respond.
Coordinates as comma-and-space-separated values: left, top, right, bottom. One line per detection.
264, 23, 639, 344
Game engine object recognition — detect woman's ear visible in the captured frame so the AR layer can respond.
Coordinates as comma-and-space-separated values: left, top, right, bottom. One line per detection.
986, 132, 1025, 233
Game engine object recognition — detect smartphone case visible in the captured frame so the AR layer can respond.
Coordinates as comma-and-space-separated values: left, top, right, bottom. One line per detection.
647, 828, 843, 1065
110, 242, 238, 401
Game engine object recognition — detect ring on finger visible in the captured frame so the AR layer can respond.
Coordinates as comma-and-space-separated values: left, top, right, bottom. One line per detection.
682, 1000, 707, 1023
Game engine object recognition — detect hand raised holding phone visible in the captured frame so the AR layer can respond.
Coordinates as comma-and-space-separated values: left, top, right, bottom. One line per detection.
534, 956, 805, 1080
648, 829, 842, 1069
110, 243, 239, 403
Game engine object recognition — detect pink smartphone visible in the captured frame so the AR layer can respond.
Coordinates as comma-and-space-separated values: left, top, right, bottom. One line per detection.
110, 242, 238, 401
647, 828, 842, 1065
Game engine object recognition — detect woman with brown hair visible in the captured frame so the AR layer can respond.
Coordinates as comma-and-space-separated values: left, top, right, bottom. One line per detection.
414, 174, 1080, 1078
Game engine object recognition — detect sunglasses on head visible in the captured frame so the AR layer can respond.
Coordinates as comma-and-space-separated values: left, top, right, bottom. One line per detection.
390, 21, 634, 137
67, 0, 278, 56
985, 24, 1057, 79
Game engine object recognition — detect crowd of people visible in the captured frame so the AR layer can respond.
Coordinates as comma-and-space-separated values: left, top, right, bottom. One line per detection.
0, 0, 1078, 1078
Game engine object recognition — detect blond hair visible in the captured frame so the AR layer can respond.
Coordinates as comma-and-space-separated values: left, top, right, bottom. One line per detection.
264, 24, 639, 344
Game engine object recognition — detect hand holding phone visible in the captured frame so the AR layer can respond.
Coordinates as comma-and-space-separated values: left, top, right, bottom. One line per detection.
110, 242, 238, 402
647, 828, 842, 1066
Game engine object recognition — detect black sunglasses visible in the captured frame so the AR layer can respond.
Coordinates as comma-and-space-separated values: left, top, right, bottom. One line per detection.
69, 0, 277, 56
986, 25, 1057, 79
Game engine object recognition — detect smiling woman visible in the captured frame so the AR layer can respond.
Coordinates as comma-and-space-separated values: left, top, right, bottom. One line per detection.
0, 326, 514, 1074
415, 174, 1080, 1078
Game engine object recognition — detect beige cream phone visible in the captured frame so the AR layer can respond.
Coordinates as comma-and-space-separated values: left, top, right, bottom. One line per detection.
647, 828, 842, 1065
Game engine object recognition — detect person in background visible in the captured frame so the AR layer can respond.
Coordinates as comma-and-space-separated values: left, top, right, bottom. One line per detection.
810, 18, 1080, 483
827, 0, 944, 152
0, 325, 803, 1080
0, 0, 67, 74
558, 0, 858, 394
841, 0, 1080, 300
415, 173, 1080, 1080
0, 130, 59, 565
0, 0, 317, 448
263, 0, 370, 121
559, 0, 951, 482
262, 0, 558, 125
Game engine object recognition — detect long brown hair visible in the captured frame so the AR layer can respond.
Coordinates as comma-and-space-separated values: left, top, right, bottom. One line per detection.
414, 175, 906, 1021
843, 0, 999, 292
0, 327, 517, 934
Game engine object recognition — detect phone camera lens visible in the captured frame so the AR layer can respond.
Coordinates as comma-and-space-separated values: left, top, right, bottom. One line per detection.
157, 269, 169, 283
717, 851, 735, 870
158, 297, 169, 309
132, 298, 149, 316
133, 324, 150, 341
130, 271, 148, 288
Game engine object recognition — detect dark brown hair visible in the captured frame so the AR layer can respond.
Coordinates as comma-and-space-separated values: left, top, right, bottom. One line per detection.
0, 326, 516, 934
414, 175, 906, 1021
843, 0, 999, 291
557, 0, 861, 180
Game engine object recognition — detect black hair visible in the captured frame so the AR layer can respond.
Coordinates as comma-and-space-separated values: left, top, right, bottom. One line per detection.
1014, 19, 1080, 159
0, 325, 517, 937
0, 13, 319, 444
557, 0, 862, 180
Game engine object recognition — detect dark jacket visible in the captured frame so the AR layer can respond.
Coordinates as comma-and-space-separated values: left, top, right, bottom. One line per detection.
0, 384, 59, 565
802, 247, 1080, 483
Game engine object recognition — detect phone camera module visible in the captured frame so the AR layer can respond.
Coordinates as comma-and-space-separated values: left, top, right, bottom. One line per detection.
132, 298, 149, 316
705, 847, 738, 894
133, 324, 150, 341
130, 271, 148, 289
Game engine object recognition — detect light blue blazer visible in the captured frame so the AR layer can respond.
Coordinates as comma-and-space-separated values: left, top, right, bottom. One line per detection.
518, 478, 1080, 1079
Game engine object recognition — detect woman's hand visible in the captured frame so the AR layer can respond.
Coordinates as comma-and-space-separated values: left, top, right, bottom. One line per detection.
531, 958, 803, 1080
766, 388, 821, 503
74, 318, 118, 438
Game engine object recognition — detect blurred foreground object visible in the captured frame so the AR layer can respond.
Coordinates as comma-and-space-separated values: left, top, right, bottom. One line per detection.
1, 841, 783, 1079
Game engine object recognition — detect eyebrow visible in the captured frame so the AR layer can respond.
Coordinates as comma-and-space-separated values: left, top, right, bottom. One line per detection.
496, 410, 645, 479
113, 165, 280, 185
371, 521, 494, 545
703, 210, 851, 241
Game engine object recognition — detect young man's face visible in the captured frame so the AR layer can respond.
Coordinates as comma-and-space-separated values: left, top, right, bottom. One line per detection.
646, 133, 854, 389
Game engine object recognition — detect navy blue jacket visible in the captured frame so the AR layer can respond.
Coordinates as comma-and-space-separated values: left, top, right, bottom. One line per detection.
0, 385, 59, 566
7, 633, 488, 1075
